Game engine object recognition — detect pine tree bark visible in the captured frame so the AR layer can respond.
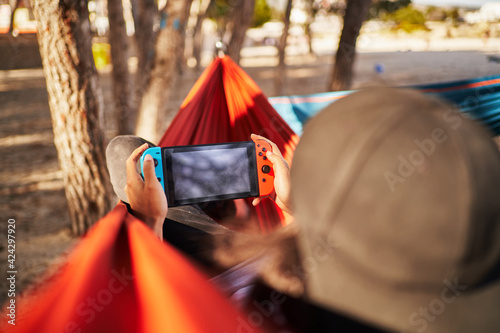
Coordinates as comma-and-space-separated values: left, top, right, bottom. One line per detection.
133, 0, 158, 105
108, 0, 135, 134
274, 0, 293, 96
304, 0, 314, 55
226, 0, 255, 64
129, 0, 140, 33
135, 0, 193, 142
30, 0, 112, 235
328, 0, 372, 91
192, 0, 215, 71
175, 0, 194, 75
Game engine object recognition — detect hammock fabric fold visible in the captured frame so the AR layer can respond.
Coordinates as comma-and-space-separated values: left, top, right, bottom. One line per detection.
158, 55, 300, 232
2, 203, 259, 333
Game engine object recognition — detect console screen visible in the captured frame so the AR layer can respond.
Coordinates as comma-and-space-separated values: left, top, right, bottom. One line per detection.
171, 148, 251, 200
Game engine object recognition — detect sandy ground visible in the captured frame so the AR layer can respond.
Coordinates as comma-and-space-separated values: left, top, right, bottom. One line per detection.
1, 35, 500, 307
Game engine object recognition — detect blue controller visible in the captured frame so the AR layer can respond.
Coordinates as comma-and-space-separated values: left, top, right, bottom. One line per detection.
139, 147, 165, 192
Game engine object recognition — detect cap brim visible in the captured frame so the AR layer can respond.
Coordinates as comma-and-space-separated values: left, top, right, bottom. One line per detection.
106, 135, 155, 203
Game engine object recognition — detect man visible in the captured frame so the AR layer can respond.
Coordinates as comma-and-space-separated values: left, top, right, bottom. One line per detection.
108, 88, 500, 332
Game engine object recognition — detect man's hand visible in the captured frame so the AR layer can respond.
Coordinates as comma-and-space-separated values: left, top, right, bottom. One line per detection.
125, 143, 167, 240
251, 134, 292, 215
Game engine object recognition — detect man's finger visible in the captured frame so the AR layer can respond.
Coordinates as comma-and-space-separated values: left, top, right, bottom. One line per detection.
253, 196, 265, 206
126, 143, 149, 182
251, 133, 284, 159
266, 150, 289, 173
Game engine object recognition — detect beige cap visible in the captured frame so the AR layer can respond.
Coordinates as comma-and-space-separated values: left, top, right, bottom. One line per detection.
291, 88, 500, 332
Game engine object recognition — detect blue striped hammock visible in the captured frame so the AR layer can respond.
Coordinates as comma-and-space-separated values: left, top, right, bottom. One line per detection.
269, 75, 500, 136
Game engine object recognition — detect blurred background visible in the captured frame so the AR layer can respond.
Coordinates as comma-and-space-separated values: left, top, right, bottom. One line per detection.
1, 0, 499, 305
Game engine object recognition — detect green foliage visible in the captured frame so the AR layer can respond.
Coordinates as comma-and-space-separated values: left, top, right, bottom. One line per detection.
425, 6, 446, 21
206, 0, 272, 28
446, 8, 461, 26
252, 0, 272, 27
206, 0, 233, 20
388, 5, 428, 33
370, 0, 412, 20
425, 6, 461, 24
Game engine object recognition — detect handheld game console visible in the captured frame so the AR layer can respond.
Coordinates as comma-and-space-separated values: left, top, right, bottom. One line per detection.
140, 138, 274, 207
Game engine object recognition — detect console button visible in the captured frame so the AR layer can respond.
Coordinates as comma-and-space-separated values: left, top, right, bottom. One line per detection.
153, 158, 158, 167
259, 152, 263, 156
262, 165, 271, 174
262, 147, 267, 152
262, 178, 266, 182
157, 178, 161, 182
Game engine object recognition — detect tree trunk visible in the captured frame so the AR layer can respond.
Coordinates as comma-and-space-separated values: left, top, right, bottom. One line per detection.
274, 0, 293, 96
8, 0, 20, 35
129, 0, 140, 33
135, 0, 193, 143
30, 0, 112, 235
175, 0, 194, 75
192, 0, 215, 71
226, 0, 255, 64
133, 0, 158, 106
304, 0, 314, 55
328, 0, 372, 91
108, 0, 135, 135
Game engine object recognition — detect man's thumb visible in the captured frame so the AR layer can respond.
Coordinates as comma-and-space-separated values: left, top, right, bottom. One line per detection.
143, 155, 158, 183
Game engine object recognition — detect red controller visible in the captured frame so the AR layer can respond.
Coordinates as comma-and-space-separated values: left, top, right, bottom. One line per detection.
253, 138, 275, 197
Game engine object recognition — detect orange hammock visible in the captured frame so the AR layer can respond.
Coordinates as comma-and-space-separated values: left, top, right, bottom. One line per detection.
159, 55, 299, 232
2, 203, 260, 333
